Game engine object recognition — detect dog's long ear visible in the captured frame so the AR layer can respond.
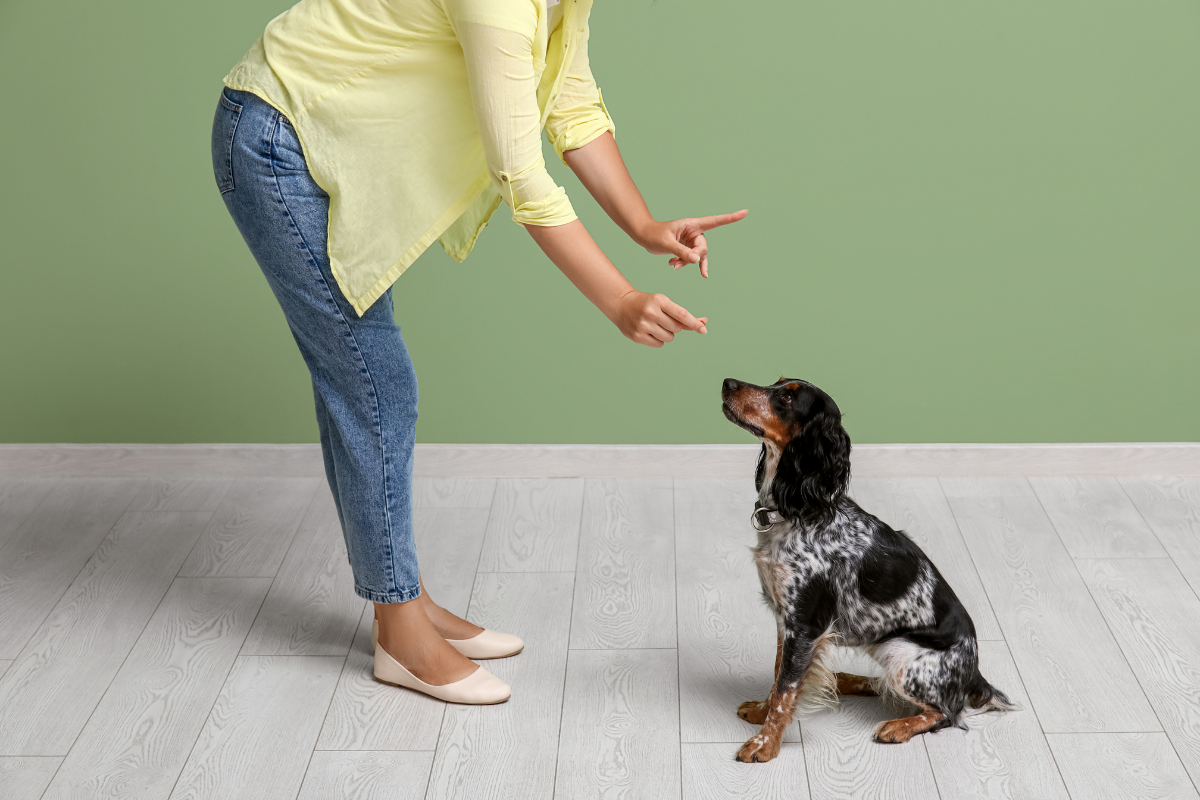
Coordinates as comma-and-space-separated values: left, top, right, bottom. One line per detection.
773, 412, 851, 525
754, 444, 767, 493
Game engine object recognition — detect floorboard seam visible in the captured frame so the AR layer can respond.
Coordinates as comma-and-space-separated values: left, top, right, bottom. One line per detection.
549, 485, 582, 800
671, 480, 683, 800
164, 588, 271, 800
295, 654, 350, 800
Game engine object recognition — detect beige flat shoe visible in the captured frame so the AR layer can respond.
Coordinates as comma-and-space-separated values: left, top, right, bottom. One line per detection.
373, 644, 511, 704
372, 619, 524, 660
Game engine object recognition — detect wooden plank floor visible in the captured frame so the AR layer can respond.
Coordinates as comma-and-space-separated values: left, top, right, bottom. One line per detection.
1, 472, 1199, 799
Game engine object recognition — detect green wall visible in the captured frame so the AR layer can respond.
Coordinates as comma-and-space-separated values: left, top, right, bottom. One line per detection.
2, 0, 1197, 445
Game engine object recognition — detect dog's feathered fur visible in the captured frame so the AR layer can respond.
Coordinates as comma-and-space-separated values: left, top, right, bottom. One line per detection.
722, 377, 1014, 763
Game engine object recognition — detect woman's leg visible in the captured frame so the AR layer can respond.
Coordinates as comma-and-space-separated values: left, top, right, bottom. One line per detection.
212, 88, 474, 683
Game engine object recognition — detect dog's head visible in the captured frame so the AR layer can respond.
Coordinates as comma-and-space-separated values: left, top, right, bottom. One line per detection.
721, 377, 851, 526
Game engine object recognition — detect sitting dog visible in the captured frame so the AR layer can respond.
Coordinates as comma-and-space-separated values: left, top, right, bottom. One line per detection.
721, 377, 1013, 763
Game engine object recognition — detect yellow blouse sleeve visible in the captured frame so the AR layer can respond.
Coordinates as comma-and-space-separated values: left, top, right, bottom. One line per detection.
446, 0, 577, 227
544, 24, 616, 166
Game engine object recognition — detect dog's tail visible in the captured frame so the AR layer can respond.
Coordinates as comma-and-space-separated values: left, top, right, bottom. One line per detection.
964, 669, 1020, 715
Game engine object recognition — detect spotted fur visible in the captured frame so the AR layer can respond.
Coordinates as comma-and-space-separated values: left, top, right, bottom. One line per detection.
722, 377, 1015, 761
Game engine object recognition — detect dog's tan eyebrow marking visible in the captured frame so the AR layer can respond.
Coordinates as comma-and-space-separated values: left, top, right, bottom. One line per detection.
785, 383, 800, 391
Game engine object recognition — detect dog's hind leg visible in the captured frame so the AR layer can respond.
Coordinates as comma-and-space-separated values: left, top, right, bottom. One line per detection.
874, 709, 946, 743
836, 673, 877, 696
737, 632, 782, 725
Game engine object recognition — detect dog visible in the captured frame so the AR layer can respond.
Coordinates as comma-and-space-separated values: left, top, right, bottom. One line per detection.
721, 377, 1014, 763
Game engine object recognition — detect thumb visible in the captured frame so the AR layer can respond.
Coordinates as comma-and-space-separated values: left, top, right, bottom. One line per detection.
671, 241, 701, 264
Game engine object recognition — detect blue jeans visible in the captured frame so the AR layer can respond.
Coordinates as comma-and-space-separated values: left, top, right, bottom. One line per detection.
211, 87, 421, 604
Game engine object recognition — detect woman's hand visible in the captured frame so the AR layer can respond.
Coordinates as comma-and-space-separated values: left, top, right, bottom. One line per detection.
613, 290, 708, 348
637, 210, 749, 278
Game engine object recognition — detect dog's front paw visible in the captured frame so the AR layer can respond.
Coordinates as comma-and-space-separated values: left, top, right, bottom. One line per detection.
737, 699, 769, 725
873, 718, 916, 744
735, 733, 781, 763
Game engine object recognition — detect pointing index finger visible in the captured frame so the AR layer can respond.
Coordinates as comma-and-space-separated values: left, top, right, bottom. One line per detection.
695, 209, 749, 232
662, 297, 707, 334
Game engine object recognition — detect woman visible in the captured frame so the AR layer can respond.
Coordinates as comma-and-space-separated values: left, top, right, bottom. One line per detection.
212, 0, 746, 705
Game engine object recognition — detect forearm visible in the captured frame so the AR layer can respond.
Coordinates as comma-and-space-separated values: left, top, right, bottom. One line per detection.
563, 132, 654, 245
524, 218, 633, 322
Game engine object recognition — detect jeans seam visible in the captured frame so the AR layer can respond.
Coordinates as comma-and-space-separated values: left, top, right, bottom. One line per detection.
266, 116, 402, 598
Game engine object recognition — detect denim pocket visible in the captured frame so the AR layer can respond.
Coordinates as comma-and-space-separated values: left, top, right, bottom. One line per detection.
211, 89, 242, 194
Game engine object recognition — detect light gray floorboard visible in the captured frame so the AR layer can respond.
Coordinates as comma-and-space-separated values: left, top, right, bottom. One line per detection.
1030, 476, 1167, 558
169, 655, 343, 800
674, 478, 758, 506
43, 578, 271, 800
426, 572, 574, 800
800, 697, 940, 800
0, 477, 145, 659
675, 502, 798, 744
0, 477, 59, 548
315, 605, 446, 751
554, 648, 681, 800
924, 640, 1069, 799
0, 511, 210, 755
0, 661, 10, 679
942, 477, 1159, 733
1077, 557, 1200, 786
297, 751, 434, 800
0, 756, 63, 800
240, 491, 363, 656
851, 477, 1004, 640
570, 479, 676, 649
1120, 477, 1200, 597
411, 478, 496, 508
1046, 732, 1200, 800
476, 478, 584, 572
128, 478, 233, 512
415, 506, 491, 617
681, 742, 808, 799
179, 477, 320, 578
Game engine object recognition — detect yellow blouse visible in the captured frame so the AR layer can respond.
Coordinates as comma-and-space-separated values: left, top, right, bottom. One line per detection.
224, 0, 616, 316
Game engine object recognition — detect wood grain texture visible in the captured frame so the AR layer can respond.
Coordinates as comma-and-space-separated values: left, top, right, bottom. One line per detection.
554, 649, 681, 800
673, 478, 757, 506
42, 578, 272, 800
942, 477, 1159, 733
411, 478, 496, 508
1076, 558, 1200, 786
414, 507, 491, 618
570, 479, 676, 649
240, 491, 363, 656
426, 572, 575, 800
128, 478, 233, 512
297, 751, 434, 800
7, 443, 1200, 479
681, 743, 809, 799
800, 696, 939, 800
0, 756, 63, 800
315, 605, 445, 751
178, 478, 320, 578
924, 640, 1069, 799
1030, 477, 1167, 558
0, 477, 145, 659
1120, 477, 1200, 596
1046, 732, 1200, 800
170, 656, 343, 800
674, 502, 798, 744
850, 477, 1003, 640
476, 479, 584, 572
0, 511, 210, 755
0, 477, 59, 548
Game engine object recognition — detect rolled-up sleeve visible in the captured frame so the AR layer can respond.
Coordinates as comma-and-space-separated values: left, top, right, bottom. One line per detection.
447, 0, 577, 227
544, 24, 616, 165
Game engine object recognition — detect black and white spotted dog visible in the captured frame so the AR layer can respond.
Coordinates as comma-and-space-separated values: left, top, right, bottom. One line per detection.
721, 377, 1014, 763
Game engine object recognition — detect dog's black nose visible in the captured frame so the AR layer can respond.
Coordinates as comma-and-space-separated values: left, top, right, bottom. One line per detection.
722, 378, 740, 394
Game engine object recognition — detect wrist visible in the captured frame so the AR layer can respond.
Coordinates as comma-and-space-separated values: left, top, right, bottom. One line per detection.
628, 216, 660, 249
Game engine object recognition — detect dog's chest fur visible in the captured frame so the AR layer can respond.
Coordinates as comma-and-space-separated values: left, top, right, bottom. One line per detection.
751, 502, 938, 645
